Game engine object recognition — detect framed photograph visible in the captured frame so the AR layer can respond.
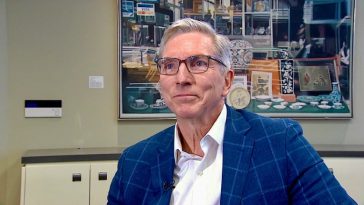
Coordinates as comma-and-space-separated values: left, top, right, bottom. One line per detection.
233, 75, 248, 89
250, 71, 273, 98
298, 66, 332, 92
118, 0, 354, 119
293, 57, 339, 96
122, 1, 134, 18
248, 59, 280, 96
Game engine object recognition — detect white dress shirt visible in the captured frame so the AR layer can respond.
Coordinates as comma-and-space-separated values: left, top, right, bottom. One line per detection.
170, 105, 227, 205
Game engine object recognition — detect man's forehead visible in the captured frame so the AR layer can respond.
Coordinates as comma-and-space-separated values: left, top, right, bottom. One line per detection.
162, 33, 215, 57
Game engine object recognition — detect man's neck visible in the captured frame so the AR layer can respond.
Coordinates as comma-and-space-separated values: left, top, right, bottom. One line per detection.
176, 104, 224, 156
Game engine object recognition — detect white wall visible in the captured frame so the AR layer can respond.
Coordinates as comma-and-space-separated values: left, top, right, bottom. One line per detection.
5, 0, 118, 204
1, 0, 364, 205
0, 0, 9, 204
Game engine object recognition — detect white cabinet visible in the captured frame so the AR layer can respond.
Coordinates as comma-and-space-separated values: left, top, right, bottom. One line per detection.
20, 161, 117, 205
322, 157, 364, 204
90, 162, 118, 205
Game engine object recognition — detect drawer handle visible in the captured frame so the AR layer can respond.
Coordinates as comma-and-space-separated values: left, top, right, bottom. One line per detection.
98, 172, 107, 181
72, 173, 82, 182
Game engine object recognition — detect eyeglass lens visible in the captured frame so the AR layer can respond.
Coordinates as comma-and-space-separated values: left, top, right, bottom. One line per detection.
157, 55, 211, 75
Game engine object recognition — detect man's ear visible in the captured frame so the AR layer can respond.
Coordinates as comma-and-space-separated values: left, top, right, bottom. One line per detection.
222, 69, 234, 97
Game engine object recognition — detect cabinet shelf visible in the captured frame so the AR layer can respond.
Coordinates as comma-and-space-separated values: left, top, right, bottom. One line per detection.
244, 11, 271, 16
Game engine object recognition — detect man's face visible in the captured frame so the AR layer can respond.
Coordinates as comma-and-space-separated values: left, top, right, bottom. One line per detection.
159, 32, 233, 120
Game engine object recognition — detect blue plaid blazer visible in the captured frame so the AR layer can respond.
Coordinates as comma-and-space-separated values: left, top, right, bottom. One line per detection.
108, 106, 356, 205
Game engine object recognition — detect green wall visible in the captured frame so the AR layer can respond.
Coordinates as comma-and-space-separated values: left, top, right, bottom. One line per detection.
1, 0, 364, 204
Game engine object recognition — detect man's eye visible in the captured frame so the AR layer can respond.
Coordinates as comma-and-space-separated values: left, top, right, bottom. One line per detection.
165, 63, 175, 70
195, 60, 208, 67
189, 57, 208, 67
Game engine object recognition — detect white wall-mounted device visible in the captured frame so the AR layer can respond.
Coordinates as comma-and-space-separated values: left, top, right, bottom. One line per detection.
25, 100, 62, 118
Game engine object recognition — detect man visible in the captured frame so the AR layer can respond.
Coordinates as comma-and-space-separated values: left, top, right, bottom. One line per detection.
108, 18, 356, 204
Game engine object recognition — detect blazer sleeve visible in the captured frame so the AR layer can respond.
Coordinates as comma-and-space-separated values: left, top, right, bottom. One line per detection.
284, 119, 357, 204
107, 150, 127, 205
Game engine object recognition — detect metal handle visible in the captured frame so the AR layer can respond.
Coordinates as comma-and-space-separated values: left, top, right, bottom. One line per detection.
98, 172, 107, 181
72, 173, 82, 182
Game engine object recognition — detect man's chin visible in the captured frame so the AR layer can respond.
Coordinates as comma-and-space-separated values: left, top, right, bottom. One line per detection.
173, 108, 199, 119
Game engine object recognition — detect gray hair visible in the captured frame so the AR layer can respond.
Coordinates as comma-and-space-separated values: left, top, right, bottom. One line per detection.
158, 18, 232, 71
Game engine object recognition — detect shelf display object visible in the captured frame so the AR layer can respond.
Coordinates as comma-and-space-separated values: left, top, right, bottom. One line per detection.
118, 0, 354, 119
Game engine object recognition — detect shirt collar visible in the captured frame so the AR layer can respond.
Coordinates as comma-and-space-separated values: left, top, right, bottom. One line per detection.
173, 104, 227, 163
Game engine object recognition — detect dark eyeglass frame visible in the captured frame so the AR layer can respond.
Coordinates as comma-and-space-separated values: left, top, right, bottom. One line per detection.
154, 55, 227, 75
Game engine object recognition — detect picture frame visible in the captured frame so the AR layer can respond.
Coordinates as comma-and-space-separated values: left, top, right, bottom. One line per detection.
118, 0, 354, 119
298, 65, 332, 92
250, 71, 273, 98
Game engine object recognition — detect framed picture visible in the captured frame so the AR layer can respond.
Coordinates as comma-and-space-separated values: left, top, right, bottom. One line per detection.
233, 75, 248, 89
298, 66, 332, 92
122, 1, 134, 18
118, 0, 354, 119
250, 71, 273, 98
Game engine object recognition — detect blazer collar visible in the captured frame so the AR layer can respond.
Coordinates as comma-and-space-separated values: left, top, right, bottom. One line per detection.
221, 107, 254, 205
150, 127, 175, 202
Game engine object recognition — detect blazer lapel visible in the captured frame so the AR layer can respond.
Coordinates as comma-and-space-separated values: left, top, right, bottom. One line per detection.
150, 127, 175, 204
221, 107, 255, 205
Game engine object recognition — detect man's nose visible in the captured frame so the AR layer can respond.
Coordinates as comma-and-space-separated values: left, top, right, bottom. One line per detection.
176, 61, 193, 83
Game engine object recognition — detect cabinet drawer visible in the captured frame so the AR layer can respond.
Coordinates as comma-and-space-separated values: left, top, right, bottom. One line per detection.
23, 162, 90, 205
323, 157, 364, 204
90, 161, 118, 205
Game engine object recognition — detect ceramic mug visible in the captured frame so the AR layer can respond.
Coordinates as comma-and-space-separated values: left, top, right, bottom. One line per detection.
155, 99, 164, 106
135, 99, 145, 107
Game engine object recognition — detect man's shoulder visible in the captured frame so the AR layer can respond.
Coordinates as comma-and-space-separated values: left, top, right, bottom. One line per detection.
228, 107, 303, 138
121, 125, 175, 160
231, 107, 300, 129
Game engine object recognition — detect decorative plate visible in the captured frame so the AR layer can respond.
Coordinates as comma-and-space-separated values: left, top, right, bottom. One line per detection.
257, 104, 270, 110
150, 104, 168, 109
273, 104, 286, 110
297, 95, 321, 103
130, 103, 149, 110
227, 85, 251, 109
318, 105, 331, 110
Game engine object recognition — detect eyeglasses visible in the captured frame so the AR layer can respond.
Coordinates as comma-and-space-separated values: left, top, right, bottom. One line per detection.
155, 55, 227, 75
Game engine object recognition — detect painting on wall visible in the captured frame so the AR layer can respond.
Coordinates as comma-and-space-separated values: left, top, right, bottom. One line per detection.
251, 71, 273, 98
118, 0, 354, 119
298, 66, 332, 92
